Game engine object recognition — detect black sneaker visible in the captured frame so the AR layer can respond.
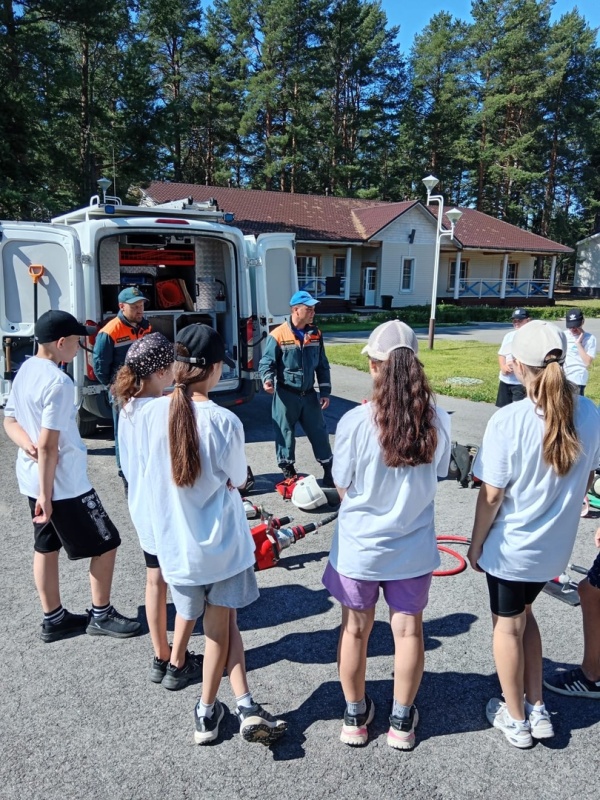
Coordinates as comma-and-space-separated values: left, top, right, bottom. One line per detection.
40, 610, 88, 643
387, 705, 419, 750
280, 463, 297, 480
235, 702, 287, 744
194, 698, 225, 744
544, 667, 600, 699
162, 651, 204, 691
340, 695, 375, 746
85, 607, 141, 639
149, 655, 170, 684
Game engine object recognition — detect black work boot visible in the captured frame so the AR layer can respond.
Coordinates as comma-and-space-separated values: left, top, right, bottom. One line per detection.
280, 463, 297, 480
321, 461, 335, 488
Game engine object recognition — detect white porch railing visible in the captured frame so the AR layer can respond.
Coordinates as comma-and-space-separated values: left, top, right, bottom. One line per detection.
458, 279, 550, 299
298, 276, 346, 297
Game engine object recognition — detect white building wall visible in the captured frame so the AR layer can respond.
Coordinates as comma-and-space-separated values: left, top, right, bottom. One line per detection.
378, 207, 444, 307
574, 234, 600, 288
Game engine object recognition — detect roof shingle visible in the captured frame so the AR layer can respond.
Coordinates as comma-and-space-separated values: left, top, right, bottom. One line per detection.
142, 182, 572, 254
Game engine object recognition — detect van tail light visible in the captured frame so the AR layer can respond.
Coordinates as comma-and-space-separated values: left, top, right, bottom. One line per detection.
245, 318, 254, 370
84, 320, 98, 380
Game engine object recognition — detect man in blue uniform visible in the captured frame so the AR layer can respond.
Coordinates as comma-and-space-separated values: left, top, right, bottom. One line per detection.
259, 291, 334, 487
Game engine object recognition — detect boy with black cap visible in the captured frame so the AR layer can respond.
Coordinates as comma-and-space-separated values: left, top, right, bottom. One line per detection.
3, 310, 141, 642
495, 308, 531, 408
564, 307, 596, 395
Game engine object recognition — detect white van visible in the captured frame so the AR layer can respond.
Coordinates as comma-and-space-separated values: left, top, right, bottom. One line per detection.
0, 194, 297, 433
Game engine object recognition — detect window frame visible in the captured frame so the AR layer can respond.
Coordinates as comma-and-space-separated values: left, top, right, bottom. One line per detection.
447, 259, 469, 292
400, 257, 414, 293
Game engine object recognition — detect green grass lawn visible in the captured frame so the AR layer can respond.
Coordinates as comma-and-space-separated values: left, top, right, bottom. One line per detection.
327, 340, 600, 405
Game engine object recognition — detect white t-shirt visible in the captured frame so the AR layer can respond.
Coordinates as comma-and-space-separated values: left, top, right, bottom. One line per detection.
138, 398, 255, 586
473, 396, 600, 582
4, 357, 91, 500
329, 401, 451, 581
119, 397, 155, 554
563, 329, 597, 386
498, 330, 520, 385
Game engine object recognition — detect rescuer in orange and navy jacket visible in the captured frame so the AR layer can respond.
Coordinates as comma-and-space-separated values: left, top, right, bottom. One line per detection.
92, 286, 151, 473
258, 290, 333, 487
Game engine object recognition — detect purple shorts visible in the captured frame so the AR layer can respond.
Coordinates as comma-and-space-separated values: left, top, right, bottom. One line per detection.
322, 562, 432, 614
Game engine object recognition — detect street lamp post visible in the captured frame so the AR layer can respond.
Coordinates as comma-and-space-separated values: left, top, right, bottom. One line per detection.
422, 175, 462, 349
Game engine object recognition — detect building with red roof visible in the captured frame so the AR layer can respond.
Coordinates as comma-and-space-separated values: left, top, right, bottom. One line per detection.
140, 182, 572, 311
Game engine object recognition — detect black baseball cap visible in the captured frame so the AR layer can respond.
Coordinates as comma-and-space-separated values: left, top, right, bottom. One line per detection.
175, 324, 235, 368
35, 310, 90, 344
566, 308, 584, 328
511, 308, 530, 321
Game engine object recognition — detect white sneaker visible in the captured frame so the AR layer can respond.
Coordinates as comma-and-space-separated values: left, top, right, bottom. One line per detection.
528, 706, 554, 739
486, 698, 533, 749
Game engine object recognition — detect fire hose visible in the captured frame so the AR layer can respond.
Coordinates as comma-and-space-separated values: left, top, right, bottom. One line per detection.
247, 502, 471, 576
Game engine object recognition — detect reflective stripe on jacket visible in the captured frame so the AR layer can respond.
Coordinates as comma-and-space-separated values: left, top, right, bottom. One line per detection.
92, 311, 151, 385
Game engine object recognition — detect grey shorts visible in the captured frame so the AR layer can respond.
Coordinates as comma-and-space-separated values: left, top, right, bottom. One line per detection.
170, 566, 259, 621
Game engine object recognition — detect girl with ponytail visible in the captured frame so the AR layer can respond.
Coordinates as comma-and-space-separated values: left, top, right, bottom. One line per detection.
138, 324, 287, 746
322, 320, 451, 751
468, 320, 600, 749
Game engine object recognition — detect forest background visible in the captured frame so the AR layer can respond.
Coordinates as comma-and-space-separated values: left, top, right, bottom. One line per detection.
1, 0, 600, 257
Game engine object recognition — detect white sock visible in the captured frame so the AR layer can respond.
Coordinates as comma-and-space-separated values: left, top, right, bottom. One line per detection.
525, 699, 545, 715
236, 692, 253, 709
197, 700, 215, 719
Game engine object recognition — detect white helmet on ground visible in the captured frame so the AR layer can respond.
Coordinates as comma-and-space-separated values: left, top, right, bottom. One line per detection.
291, 475, 328, 510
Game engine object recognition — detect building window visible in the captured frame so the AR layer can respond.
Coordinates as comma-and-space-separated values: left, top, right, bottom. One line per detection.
448, 260, 468, 291
400, 258, 414, 292
334, 256, 346, 277
296, 255, 320, 295
507, 262, 518, 288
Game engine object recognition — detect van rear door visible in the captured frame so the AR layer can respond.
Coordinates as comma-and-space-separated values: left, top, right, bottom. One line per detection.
0, 222, 83, 404
250, 233, 297, 345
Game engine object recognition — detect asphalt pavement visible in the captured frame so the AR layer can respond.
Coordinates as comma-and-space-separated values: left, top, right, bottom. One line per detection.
1, 351, 599, 800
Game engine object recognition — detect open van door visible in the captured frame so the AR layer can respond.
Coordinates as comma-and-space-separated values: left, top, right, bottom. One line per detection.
250, 233, 297, 342
0, 222, 84, 405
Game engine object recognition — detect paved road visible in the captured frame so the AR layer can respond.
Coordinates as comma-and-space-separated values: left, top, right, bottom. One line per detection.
1, 363, 599, 800
325, 316, 600, 347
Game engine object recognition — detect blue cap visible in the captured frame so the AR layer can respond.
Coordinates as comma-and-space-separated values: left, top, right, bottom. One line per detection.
119, 286, 148, 304
289, 290, 319, 307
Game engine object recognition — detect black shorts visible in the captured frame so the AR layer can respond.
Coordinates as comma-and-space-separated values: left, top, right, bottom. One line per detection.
143, 550, 160, 569
495, 382, 526, 408
28, 489, 121, 561
588, 552, 600, 590
486, 573, 546, 617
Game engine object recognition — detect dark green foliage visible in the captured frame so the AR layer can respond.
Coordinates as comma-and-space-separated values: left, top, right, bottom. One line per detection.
0, 0, 598, 254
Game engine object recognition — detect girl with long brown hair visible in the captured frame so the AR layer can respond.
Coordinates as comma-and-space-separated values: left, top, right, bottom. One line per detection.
322, 320, 451, 750
138, 324, 287, 746
468, 320, 600, 749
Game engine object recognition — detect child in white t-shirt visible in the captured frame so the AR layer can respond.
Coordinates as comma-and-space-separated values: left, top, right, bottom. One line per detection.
138, 323, 287, 746
564, 307, 596, 394
468, 320, 600, 749
3, 310, 140, 642
322, 320, 451, 750
113, 332, 203, 691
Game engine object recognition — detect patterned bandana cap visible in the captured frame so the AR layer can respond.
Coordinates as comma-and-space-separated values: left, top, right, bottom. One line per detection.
125, 333, 175, 378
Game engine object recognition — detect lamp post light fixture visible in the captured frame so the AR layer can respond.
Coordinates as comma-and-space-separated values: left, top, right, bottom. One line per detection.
97, 177, 112, 204
422, 175, 462, 349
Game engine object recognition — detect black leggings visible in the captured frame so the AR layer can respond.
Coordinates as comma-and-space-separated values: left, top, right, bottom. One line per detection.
486, 573, 546, 617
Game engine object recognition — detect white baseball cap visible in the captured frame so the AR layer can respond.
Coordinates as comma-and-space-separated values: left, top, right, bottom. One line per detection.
361, 319, 418, 360
511, 320, 566, 367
